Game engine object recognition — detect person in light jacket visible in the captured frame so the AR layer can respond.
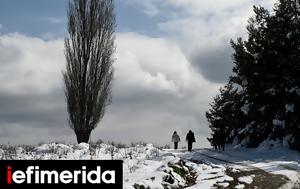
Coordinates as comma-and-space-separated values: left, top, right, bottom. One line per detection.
171, 131, 181, 149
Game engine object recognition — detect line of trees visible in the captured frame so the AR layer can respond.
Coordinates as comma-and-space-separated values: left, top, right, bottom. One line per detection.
207, 0, 300, 151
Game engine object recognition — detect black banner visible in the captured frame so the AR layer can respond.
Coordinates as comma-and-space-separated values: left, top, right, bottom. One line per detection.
0, 160, 123, 189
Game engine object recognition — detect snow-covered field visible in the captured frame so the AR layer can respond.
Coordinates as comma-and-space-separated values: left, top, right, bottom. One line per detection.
0, 142, 299, 188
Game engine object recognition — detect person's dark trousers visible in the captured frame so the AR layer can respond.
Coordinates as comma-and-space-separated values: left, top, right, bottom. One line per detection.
188, 142, 193, 151
174, 142, 178, 149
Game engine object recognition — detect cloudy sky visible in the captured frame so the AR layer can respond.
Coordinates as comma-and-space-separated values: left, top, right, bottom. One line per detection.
0, 0, 276, 147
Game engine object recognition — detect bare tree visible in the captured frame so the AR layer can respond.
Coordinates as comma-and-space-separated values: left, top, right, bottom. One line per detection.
63, 0, 116, 143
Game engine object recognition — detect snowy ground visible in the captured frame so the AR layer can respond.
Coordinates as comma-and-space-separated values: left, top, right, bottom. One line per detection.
184, 142, 300, 188
0, 142, 299, 188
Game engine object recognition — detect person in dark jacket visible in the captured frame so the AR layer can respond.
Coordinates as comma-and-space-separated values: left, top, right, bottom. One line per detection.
186, 130, 196, 151
171, 131, 181, 149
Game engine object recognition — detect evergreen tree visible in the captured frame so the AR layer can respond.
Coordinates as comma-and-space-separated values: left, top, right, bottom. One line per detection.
206, 83, 243, 149
208, 0, 300, 151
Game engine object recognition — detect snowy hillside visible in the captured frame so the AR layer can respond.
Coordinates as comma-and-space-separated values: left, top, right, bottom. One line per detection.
0, 142, 299, 188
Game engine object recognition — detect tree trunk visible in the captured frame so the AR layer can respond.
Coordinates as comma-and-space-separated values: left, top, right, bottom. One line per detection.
75, 130, 91, 143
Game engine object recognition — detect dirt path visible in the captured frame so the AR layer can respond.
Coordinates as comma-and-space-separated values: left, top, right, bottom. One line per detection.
187, 152, 290, 189
226, 167, 289, 189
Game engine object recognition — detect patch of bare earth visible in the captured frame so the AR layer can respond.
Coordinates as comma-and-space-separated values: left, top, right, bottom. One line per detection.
219, 167, 289, 189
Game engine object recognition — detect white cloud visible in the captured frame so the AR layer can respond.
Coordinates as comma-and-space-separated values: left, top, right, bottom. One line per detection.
0, 33, 65, 95
93, 32, 220, 146
125, 0, 276, 17
0, 32, 220, 146
157, 0, 278, 53
0, 0, 281, 146
0, 33, 71, 144
115, 32, 199, 94
163, 0, 276, 16
0, 0, 279, 146
123, 0, 277, 82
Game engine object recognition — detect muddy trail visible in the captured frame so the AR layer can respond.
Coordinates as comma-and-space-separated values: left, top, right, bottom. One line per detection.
188, 152, 291, 189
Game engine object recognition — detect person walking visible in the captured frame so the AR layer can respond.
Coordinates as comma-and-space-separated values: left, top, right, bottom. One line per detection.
186, 130, 196, 151
171, 131, 181, 149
